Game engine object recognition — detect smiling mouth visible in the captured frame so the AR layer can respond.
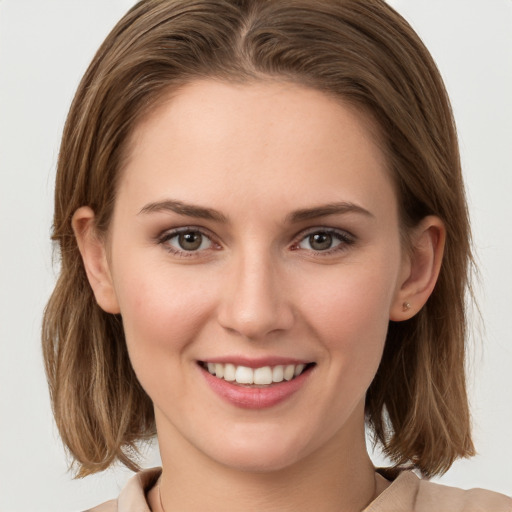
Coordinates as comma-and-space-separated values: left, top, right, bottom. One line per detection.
198, 361, 315, 387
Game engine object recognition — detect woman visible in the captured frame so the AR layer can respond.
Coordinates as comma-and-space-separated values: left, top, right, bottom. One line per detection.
42, 0, 512, 510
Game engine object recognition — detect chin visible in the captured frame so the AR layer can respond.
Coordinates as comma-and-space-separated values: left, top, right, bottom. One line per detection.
199, 425, 315, 473
214, 448, 303, 474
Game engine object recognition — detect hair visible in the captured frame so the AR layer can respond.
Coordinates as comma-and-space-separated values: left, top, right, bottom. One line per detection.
43, 0, 475, 478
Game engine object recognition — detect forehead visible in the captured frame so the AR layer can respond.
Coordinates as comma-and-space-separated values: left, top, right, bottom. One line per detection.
119, 80, 394, 216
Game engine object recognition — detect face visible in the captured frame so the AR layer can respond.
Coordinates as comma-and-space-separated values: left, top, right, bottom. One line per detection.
101, 80, 409, 472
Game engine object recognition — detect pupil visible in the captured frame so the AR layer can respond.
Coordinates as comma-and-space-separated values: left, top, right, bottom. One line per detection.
310, 232, 332, 250
179, 232, 202, 250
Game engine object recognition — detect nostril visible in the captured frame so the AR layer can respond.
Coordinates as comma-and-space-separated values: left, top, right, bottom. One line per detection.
216, 266, 294, 339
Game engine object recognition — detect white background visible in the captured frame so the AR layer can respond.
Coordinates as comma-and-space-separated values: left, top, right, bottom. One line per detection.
0, 1, 511, 510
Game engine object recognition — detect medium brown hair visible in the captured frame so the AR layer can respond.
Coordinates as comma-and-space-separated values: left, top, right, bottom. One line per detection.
43, 0, 475, 478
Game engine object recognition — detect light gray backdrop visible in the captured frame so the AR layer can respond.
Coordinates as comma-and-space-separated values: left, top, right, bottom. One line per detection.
0, 1, 511, 510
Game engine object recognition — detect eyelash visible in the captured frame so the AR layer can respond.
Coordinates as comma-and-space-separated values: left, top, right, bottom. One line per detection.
157, 227, 220, 257
291, 228, 356, 255
156, 226, 356, 257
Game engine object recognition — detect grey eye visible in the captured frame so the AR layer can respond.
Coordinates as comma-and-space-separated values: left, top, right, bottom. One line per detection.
164, 230, 213, 252
308, 232, 333, 251
299, 231, 341, 251
178, 231, 203, 251
297, 230, 349, 252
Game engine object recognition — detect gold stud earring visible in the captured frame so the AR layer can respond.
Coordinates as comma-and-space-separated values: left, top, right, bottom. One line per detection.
402, 301, 411, 312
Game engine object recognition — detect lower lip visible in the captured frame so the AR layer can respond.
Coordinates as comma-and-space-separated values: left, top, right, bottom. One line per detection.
200, 365, 313, 409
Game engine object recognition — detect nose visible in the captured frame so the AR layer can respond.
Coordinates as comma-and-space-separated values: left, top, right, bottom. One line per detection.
217, 250, 294, 341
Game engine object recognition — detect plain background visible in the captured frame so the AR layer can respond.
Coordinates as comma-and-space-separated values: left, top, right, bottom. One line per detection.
0, 1, 511, 510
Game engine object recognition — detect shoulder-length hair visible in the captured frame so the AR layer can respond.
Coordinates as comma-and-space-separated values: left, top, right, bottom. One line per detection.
43, 0, 475, 477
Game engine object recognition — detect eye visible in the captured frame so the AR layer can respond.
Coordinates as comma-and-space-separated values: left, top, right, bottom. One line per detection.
295, 229, 354, 253
159, 228, 216, 254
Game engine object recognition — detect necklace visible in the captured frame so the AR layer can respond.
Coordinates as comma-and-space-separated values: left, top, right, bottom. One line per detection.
158, 478, 166, 512
156, 472, 379, 511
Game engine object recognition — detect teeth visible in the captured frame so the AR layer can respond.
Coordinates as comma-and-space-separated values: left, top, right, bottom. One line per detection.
283, 364, 295, 381
254, 366, 272, 385
224, 363, 236, 382
272, 365, 284, 383
294, 364, 305, 376
215, 363, 224, 378
235, 365, 254, 384
203, 362, 309, 385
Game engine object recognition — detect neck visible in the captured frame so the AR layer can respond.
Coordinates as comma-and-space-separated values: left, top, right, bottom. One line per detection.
150, 411, 379, 512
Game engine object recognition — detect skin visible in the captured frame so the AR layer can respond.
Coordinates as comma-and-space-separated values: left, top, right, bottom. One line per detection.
74, 80, 445, 511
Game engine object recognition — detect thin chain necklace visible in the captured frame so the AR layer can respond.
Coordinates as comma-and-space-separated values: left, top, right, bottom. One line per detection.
158, 478, 166, 512
156, 472, 378, 511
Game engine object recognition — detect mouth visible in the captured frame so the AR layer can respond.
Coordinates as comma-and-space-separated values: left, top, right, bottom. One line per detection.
198, 361, 316, 387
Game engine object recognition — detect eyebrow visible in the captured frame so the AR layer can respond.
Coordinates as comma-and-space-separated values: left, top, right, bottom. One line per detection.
138, 199, 228, 222
286, 202, 374, 223
138, 199, 373, 223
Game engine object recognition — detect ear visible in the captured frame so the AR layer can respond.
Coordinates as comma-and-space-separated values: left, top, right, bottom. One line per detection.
390, 215, 446, 321
72, 206, 120, 314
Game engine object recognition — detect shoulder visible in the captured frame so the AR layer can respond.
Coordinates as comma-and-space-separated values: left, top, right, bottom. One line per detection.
416, 478, 512, 512
365, 471, 512, 512
82, 467, 162, 512
84, 500, 117, 512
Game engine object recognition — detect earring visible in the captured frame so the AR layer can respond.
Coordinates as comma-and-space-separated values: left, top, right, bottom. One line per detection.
402, 301, 411, 312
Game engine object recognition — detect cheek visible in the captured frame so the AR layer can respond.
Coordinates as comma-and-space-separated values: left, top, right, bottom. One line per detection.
112, 258, 217, 368
299, 263, 397, 341
294, 254, 400, 387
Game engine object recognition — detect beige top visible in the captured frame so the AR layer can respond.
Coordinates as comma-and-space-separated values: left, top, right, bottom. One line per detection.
85, 467, 512, 512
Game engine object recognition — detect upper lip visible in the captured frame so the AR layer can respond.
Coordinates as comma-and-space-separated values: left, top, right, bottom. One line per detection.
199, 356, 313, 368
